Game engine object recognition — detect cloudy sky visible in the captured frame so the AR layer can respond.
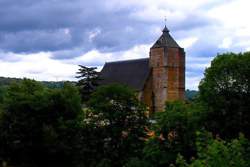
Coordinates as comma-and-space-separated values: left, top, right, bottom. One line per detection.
0, 0, 249, 90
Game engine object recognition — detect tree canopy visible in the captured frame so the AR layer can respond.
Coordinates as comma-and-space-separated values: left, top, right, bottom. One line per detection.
0, 79, 83, 167
86, 84, 149, 166
199, 52, 250, 139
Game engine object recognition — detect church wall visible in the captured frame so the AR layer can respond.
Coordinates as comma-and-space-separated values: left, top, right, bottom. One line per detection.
149, 47, 185, 112
150, 47, 168, 112
166, 47, 185, 101
141, 74, 154, 115
167, 48, 179, 100
178, 49, 185, 99
149, 48, 165, 67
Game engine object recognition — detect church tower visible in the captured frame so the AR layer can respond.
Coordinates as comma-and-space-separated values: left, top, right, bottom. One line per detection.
149, 26, 185, 112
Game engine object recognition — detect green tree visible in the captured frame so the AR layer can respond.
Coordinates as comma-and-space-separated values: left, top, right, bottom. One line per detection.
185, 90, 198, 101
176, 132, 250, 167
87, 84, 149, 166
142, 101, 204, 166
124, 157, 151, 167
0, 86, 6, 104
0, 79, 84, 167
0, 86, 7, 112
76, 65, 100, 102
199, 52, 250, 139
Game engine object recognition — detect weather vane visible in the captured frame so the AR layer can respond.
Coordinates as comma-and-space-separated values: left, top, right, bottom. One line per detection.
164, 16, 167, 26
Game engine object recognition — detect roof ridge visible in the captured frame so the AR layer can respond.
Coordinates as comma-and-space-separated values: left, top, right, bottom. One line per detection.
106, 57, 149, 64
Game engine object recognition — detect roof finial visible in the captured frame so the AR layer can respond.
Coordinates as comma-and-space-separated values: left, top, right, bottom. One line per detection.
162, 16, 169, 33
164, 16, 167, 27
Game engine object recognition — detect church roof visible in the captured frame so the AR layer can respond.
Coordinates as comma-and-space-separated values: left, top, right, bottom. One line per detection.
99, 58, 150, 91
151, 26, 180, 48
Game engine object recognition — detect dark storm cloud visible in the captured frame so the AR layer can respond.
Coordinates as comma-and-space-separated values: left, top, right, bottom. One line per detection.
0, 0, 149, 55
0, 0, 215, 58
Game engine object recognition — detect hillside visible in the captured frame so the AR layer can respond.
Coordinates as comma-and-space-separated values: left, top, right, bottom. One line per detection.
185, 89, 198, 100
0, 76, 73, 88
0, 76, 198, 99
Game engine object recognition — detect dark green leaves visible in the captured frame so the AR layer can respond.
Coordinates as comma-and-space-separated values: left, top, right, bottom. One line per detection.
199, 52, 250, 139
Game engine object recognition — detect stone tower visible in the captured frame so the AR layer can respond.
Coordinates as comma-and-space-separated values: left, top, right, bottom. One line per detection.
149, 26, 185, 112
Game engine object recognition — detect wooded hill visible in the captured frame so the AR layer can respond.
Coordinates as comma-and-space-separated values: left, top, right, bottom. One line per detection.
0, 76, 198, 100
0, 76, 72, 88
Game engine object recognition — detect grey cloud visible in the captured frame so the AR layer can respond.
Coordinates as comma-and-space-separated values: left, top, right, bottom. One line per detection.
0, 0, 220, 59
0, 29, 75, 52
52, 48, 86, 60
173, 14, 215, 32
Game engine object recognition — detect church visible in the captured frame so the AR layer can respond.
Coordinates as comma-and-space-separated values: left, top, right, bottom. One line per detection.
99, 26, 185, 113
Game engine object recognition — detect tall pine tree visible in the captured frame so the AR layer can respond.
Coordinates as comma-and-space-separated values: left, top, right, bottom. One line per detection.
76, 65, 100, 102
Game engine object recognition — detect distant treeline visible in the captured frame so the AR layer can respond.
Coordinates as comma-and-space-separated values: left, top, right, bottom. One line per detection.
0, 77, 75, 89
0, 76, 198, 99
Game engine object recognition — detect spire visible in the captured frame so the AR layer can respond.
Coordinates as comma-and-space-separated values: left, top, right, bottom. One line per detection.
151, 25, 180, 48
162, 25, 169, 33
163, 17, 169, 33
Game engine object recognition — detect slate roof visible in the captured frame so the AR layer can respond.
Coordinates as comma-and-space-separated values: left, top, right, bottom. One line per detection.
151, 26, 180, 48
99, 58, 150, 91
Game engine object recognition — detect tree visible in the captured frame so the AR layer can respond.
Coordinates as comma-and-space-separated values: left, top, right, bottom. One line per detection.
0, 79, 84, 167
76, 65, 100, 102
124, 157, 151, 167
199, 52, 250, 139
86, 84, 149, 166
141, 101, 204, 166
185, 90, 198, 101
0, 86, 6, 104
0, 86, 7, 112
176, 132, 250, 167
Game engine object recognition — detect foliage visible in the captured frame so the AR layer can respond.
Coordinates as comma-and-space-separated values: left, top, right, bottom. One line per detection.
0, 76, 69, 88
140, 101, 204, 166
199, 52, 250, 139
76, 65, 100, 102
0, 77, 22, 86
0, 79, 83, 167
176, 132, 250, 167
0, 86, 7, 109
86, 84, 149, 166
41, 81, 71, 88
185, 90, 198, 101
124, 157, 151, 167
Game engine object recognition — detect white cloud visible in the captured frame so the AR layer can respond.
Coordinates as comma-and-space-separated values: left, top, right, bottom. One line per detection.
186, 76, 202, 90
245, 47, 250, 52
0, 52, 78, 81
208, 0, 250, 29
185, 55, 213, 90
208, 0, 250, 50
177, 37, 198, 48
88, 28, 102, 42
69, 44, 150, 65
219, 37, 232, 49
0, 44, 150, 82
